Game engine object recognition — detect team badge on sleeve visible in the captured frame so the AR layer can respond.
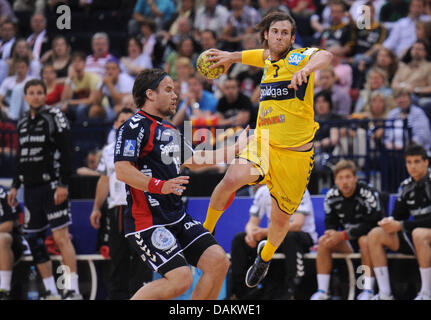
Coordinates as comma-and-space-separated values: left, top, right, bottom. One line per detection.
123, 140, 136, 157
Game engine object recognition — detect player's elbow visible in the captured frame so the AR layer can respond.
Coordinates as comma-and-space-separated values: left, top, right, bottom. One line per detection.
114, 162, 128, 183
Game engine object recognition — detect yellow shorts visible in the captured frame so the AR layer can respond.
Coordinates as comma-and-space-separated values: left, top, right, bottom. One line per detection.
237, 138, 314, 214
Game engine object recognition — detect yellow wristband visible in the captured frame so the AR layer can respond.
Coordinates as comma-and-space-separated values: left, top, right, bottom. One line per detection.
242, 49, 266, 68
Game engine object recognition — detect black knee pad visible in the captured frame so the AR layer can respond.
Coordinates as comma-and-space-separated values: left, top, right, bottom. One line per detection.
25, 231, 50, 264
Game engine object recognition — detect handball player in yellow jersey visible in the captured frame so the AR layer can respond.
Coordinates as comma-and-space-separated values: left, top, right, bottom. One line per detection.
202, 11, 333, 287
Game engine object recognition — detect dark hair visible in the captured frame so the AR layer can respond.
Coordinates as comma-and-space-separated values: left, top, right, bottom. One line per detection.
133, 68, 168, 107
40, 63, 56, 77
71, 51, 87, 62
127, 36, 143, 52
115, 107, 135, 122
413, 39, 430, 55
201, 29, 217, 40
14, 56, 29, 66
24, 79, 47, 94
314, 90, 333, 111
405, 144, 429, 160
257, 11, 296, 49
140, 18, 156, 33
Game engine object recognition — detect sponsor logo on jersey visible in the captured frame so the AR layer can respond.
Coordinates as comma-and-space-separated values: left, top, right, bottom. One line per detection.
288, 53, 305, 66
260, 81, 295, 101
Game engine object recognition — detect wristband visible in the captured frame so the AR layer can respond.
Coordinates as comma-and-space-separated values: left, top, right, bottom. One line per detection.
342, 230, 349, 241
148, 178, 165, 194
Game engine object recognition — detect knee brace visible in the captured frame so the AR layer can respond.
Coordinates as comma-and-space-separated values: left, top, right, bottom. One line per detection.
24, 231, 50, 264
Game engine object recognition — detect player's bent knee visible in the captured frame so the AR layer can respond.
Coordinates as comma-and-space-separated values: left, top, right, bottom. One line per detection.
412, 228, 431, 242
0, 232, 12, 247
166, 267, 193, 296
368, 227, 384, 242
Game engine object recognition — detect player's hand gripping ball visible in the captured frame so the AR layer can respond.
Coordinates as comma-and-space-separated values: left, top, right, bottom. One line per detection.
196, 50, 224, 79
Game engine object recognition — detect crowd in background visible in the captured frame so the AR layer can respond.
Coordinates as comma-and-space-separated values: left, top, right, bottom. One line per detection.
0, 0, 431, 190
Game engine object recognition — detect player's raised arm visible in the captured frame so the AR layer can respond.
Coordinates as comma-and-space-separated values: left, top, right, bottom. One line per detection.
289, 49, 333, 90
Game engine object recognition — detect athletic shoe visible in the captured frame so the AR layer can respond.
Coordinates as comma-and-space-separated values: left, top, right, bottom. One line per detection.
372, 292, 394, 300
310, 289, 331, 300
0, 290, 11, 300
356, 289, 374, 300
245, 240, 271, 288
63, 290, 83, 300
414, 290, 431, 300
40, 290, 61, 300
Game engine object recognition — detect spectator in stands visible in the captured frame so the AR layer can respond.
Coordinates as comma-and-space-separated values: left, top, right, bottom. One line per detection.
0, 57, 33, 114
171, 73, 218, 126
139, 18, 157, 67
361, 47, 400, 86
367, 144, 431, 300
90, 108, 153, 300
392, 40, 431, 108
162, 0, 196, 37
198, 29, 219, 52
42, 64, 64, 108
105, 94, 137, 145
4, 38, 41, 80
319, 0, 352, 51
26, 13, 51, 61
193, 0, 230, 38
384, 88, 431, 152
313, 90, 342, 154
215, 77, 253, 127
61, 51, 104, 122
175, 56, 194, 97
382, 0, 431, 58
0, 0, 17, 25
0, 111, 17, 176
258, 0, 290, 18
401, 21, 431, 63
76, 149, 101, 176
120, 37, 153, 79
40, 35, 72, 81
8, 79, 82, 300
128, 0, 176, 35
159, 15, 195, 51
285, 0, 316, 17
0, 186, 24, 300
355, 67, 394, 113
85, 33, 115, 78
165, 37, 198, 81
326, 44, 352, 91
13, 0, 44, 14
310, 160, 385, 300
379, 0, 410, 30
218, 0, 261, 51
0, 19, 16, 61
230, 186, 317, 300
315, 66, 352, 117
100, 58, 134, 120
347, 2, 387, 65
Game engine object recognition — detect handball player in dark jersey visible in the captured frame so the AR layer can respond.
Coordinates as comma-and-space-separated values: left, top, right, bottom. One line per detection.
114, 68, 250, 300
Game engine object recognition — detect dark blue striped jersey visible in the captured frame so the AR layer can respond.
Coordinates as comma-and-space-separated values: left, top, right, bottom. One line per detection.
114, 110, 194, 235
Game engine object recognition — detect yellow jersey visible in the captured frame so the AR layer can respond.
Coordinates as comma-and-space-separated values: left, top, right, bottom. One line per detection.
243, 48, 320, 148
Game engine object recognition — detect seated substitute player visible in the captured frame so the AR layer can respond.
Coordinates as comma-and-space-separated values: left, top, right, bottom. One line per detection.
230, 185, 317, 300
310, 160, 385, 300
8, 79, 82, 300
368, 144, 431, 300
114, 68, 251, 300
0, 186, 25, 300
202, 11, 333, 287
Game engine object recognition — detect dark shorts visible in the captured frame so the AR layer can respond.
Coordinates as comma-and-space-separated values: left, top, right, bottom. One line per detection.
11, 231, 26, 264
127, 213, 218, 276
23, 183, 72, 233
394, 231, 415, 255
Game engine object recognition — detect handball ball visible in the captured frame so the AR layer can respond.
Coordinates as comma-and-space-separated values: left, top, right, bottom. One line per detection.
196, 50, 224, 79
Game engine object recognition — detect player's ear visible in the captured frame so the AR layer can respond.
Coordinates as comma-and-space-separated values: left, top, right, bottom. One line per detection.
291, 34, 296, 46
145, 89, 154, 101
264, 30, 268, 41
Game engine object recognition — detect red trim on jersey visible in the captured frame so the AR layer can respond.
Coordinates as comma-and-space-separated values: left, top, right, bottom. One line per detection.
140, 120, 157, 158
130, 186, 154, 231
138, 109, 176, 129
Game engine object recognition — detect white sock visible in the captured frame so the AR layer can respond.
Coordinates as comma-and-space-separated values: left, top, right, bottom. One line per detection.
363, 276, 375, 292
317, 274, 330, 293
419, 267, 431, 294
374, 266, 391, 296
0, 271, 12, 291
42, 276, 59, 295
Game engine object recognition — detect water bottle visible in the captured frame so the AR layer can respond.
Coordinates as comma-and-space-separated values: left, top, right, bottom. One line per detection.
27, 265, 39, 300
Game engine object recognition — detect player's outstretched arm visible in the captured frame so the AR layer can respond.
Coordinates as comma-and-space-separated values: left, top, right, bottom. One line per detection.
288, 50, 333, 91
115, 161, 189, 196
206, 49, 269, 74
183, 125, 252, 170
